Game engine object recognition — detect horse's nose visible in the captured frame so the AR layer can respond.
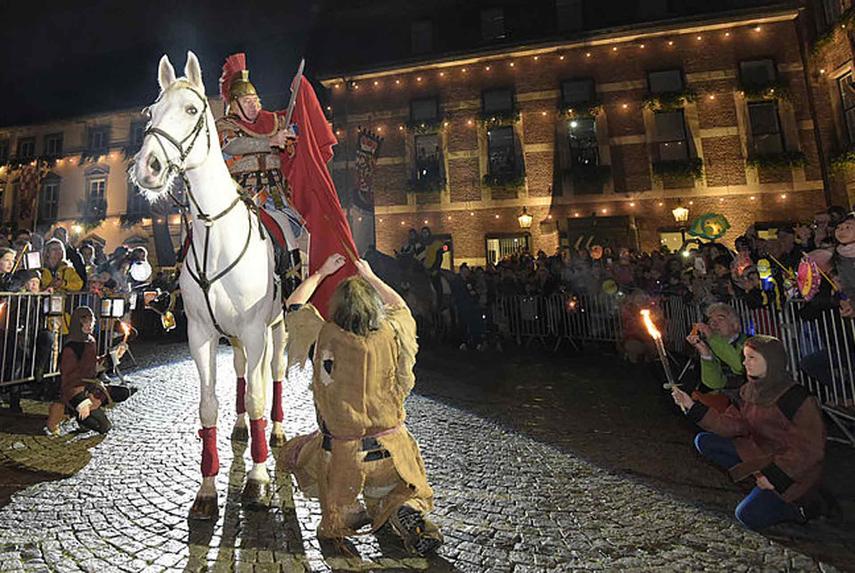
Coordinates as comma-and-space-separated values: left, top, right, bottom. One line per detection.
147, 153, 162, 176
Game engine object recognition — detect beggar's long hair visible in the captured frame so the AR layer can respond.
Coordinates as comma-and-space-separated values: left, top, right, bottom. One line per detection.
329, 276, 385, 336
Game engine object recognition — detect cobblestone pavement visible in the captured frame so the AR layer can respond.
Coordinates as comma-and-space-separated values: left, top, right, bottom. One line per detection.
0, 342, 850, 572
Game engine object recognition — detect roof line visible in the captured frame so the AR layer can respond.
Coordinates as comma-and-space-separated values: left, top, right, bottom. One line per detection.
319, 4, 800, 86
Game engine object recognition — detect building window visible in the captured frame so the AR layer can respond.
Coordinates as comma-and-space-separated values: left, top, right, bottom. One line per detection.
485, 233, 530, 265
88, 127, 110, 153
653, 110, 689, 161
130, 121, 146, 152
838, 73, 855, 145
480, 7, 505, 40
556, 0, 582, 32
482, 87, 514, 115
568, 117, 599, 167
0, 140, 8, 164
561, 78, 595, 106
411, 20, 433, 54
44, 133, 63, 157
414, 134, 442, 185
16, 137, 35, 161
84, 168, 108, 219
487, 126, 518, 178
410, 97, 439, 123
748, 101, 784, 155
648, 69, 684, 94
740, 59, 777, 88
39, 175, 60, 222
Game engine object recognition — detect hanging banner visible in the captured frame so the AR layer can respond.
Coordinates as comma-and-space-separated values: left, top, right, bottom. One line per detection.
350, 127, 383, 253
16, 160, 48, 230
353, 127, 383, 211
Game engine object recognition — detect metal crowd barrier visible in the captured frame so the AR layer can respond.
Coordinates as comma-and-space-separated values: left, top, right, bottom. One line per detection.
494, 293, 855, 445
1, 291, 121, 387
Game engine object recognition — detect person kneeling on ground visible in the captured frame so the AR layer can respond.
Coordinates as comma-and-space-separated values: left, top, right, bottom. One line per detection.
45, 307, 126, 435
280, 253, 443, 556
672, 335, 827, 530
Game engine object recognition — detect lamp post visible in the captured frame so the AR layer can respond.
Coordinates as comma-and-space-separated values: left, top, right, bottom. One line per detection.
672, 204, 689, 244
517, 207, 533, 229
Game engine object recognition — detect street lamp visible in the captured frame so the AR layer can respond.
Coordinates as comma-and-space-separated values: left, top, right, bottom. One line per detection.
672, 204, 689, 244
517, 207, 533, 229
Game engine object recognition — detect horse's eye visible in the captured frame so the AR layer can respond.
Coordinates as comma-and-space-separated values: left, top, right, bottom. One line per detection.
186, 106, 198, 115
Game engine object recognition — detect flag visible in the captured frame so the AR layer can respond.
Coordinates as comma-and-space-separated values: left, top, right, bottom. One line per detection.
280, 77, 358, 317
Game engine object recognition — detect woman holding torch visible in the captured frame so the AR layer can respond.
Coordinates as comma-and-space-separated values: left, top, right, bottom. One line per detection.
671, 335, 829, 530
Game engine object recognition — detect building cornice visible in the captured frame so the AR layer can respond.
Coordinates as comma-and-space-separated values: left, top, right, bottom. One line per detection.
319, 5, 800, 87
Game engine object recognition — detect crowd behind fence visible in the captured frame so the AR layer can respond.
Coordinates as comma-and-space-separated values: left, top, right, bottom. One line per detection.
493, 293, 855, 445
1, 291, 121, 387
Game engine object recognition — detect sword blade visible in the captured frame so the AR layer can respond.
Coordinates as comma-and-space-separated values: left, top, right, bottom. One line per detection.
283, 58, 305, 129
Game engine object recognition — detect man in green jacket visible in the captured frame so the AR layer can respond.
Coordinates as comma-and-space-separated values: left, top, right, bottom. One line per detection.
687, 303, 748, 411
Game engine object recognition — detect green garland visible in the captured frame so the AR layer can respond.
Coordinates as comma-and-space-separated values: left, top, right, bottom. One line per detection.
813, 8, 855, 55
652, 158, 704, 180
746, 151, 807, 169
76, 197, 108, 230
829, 149, 855, 173
558, 100, 603, 119
482, 172, 525, 188
407, 176, 445, 193
405, 117, 444, 134
479, 109, 521, 127
120, 212, 147, 229
738, 79, 792, 102
643, 89, 697, 111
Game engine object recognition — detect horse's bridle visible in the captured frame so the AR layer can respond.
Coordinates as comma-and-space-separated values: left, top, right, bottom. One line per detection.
142, 85, 264, 338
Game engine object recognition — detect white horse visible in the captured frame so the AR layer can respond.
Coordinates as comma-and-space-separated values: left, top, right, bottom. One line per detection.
131, 51, 287, 519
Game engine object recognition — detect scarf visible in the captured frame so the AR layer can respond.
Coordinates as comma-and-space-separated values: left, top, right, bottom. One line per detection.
739, 335, 795, 406
836, 242, 855, 259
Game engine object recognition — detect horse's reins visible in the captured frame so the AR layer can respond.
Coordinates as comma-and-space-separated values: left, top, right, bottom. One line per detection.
142, 86, 260, 337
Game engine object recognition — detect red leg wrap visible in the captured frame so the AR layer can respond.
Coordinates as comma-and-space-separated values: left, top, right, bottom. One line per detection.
199, 427, 219, 477
249, 418, 268, 463
271, 380, 284, 423
235, 377, 246, 415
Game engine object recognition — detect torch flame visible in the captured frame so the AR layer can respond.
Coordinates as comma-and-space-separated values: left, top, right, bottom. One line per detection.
640, 309, 661, 340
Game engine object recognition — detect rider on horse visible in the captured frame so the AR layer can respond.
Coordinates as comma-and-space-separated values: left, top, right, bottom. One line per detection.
216, 53, 304, 297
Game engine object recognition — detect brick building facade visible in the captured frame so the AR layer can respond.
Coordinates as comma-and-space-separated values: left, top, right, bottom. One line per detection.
318, 0, 855, 267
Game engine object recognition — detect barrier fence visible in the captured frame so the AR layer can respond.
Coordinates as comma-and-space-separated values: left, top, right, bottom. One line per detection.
494, 293, 855, 445
1, 291, 124, 388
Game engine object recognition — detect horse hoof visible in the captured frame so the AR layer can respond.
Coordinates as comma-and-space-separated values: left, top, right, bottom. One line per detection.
231, 425, 249, 442
188, 495, 218, 521
241, 479, 270, 509
269, 433, 287, 448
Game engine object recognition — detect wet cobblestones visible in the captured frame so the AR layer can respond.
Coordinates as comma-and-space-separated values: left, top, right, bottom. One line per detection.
0, 343, 843, 571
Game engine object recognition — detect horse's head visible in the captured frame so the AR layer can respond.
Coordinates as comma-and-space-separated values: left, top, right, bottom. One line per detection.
130, 51, 215, 200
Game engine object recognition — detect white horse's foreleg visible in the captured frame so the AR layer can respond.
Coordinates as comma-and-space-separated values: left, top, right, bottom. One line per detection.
270, 318, 287, 444
188, 322, 220, 520
231, 339, 248, 438
243, 327, 273, 485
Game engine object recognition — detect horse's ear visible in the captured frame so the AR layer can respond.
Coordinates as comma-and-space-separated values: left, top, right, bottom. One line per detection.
158, 55, 176, 91
184, 51, 204, 91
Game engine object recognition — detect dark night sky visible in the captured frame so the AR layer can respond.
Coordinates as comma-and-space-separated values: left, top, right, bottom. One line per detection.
0, 0, 324, 127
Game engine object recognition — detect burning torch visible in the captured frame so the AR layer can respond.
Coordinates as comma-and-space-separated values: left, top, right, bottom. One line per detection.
640, 309, 679, 390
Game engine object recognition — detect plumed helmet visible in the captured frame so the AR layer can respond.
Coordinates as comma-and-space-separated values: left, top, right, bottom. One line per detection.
219, 53, 258, 104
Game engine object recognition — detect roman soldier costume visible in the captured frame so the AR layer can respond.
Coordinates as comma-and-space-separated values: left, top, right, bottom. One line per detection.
216, 53, 303, 295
